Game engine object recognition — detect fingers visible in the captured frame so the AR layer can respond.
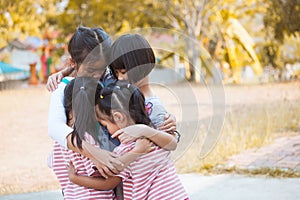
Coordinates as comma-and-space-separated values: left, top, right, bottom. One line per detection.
158, 113, 177, 132
110, 158, 124, 170
157, 122, 176, 132
50, 76, 58, 91
167, 113, 176, 122
46, 78, 54, 92
103, 165, 116, 177
97, 168, 108, 179
52, 76, 59, 89
158, 125, 176, 133
57, 72, 63, 83
47, 76, 57, 92
66, 161, 76, 174
96, 165, 115, 179
46, 72, 63, 92
111, 129, 124, 138
69, 160, 74, 167
164, 113, 170, 120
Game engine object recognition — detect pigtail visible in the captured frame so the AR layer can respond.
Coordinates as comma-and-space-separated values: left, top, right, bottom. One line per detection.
64, 77, 100, 149
126, 83, 153, 127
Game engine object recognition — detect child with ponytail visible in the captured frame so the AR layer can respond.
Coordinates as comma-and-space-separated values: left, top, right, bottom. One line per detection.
68, 80, 189, 200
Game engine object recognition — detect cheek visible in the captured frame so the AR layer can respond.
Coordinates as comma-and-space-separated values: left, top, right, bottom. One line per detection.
108, 124, 119, 133
124, 74, 129, 80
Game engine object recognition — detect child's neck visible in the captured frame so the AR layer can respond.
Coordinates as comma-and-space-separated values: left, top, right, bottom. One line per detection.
137, 76, 153, 98
140, 85, 153, 98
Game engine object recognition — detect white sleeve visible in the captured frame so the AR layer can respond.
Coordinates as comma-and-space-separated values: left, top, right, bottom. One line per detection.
48, 81, 73, 148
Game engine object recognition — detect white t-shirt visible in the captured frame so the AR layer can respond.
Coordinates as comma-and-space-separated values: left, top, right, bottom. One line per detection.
48, 77, 74, 147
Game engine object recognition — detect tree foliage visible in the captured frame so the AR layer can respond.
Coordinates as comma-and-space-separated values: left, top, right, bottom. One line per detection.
0, 0, 57, 48
53, 0, 164, 38
2, 0, 299, 81
264, 0, 300, 42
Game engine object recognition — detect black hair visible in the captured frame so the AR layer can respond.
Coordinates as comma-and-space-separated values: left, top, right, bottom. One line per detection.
109, 34, 155, 83
64, 77, 100, 149
68, 26, 112, 71
95, 80, 153, 127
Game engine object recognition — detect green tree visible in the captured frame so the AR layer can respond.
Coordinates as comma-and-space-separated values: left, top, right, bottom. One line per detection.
139, 0, 264, 82
53, 0, 163, 38
262, 0, 300, 68
0, 0, 57, 48
264, 0, 300, 42
53, 0, 265, 82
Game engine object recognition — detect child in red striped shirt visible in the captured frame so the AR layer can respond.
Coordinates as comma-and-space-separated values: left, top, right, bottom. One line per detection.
50, 77, 154, 200
69, 80, 189, 200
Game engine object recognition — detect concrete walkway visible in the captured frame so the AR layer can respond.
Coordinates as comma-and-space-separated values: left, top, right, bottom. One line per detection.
1, 174, 300, 200
225, 134, 300, 173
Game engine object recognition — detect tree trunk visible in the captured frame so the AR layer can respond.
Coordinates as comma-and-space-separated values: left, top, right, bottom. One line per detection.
187, 33, 201, 82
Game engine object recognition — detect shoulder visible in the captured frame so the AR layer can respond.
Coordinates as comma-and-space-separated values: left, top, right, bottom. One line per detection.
51, 77, 74, 95
61, 76, 74, 84
145, 96, 161, 104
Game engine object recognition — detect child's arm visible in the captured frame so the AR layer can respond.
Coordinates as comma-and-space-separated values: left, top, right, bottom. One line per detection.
68, 138, 153, 190
112, 124, 177, 151
116, 138, 155, 167
67, 134, 123, 178
68, 161, 121, 190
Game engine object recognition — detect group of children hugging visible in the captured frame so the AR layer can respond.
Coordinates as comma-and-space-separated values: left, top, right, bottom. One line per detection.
47, 26, 189, 200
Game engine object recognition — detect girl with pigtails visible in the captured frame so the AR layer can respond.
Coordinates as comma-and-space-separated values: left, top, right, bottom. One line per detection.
68, 80, 189, 200
50, 77, 153, 199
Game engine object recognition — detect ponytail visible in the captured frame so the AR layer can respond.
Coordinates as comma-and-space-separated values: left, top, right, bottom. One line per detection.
64, 77, 100, 149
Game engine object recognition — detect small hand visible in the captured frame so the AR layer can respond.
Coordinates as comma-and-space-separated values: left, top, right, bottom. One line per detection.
82, 141, 124, 178
92, 150, 124, 179
133, 138, 155, 154
157, 113, 177, 133
46, 71, 64, 92
67, 161, 77, 181
112, 129, 137, 144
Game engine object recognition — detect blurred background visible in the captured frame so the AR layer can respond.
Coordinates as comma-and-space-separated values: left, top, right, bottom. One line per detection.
0, 0, 299, 84
0, 0, 299, 197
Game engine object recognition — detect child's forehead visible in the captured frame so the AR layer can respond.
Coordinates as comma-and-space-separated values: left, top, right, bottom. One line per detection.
115, 68, 127, 72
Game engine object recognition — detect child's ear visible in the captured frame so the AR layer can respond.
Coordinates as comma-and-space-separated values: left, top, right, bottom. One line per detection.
112, 112, 124, 123
69, 58, 76, 69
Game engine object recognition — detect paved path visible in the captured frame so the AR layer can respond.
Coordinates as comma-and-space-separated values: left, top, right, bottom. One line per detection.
225, 134, 300, 173
1, 174, 300, 200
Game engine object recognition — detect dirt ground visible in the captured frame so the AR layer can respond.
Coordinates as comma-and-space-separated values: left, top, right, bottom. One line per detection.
0, 81, 299, 195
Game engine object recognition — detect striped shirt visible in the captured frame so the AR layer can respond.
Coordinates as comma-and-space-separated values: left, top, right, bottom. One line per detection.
114, 142, 189, 200
48, 134, 115, 200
